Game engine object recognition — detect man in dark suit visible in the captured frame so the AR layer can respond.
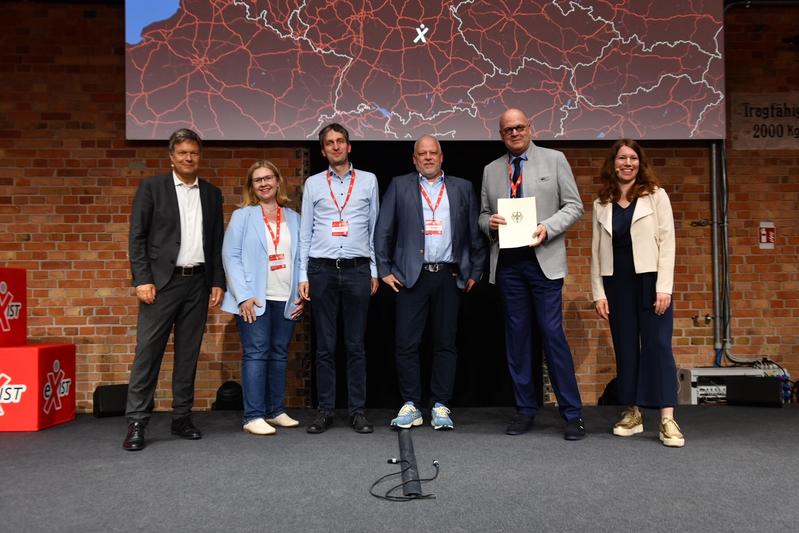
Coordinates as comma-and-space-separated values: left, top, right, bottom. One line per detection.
375, 135, 486, 430
123, 128, 225, 451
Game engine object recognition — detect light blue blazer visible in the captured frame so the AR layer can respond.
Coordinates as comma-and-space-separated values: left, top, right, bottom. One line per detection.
221, 205, 301, 320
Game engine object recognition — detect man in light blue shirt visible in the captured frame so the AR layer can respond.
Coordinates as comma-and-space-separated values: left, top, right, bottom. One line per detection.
374, 135, 486, 431
298, 123, 379, 434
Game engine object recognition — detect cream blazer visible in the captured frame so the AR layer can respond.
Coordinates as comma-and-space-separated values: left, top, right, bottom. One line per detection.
591, 187, 675, 301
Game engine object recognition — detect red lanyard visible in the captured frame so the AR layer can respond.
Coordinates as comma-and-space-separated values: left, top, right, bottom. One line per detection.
261, 205, 282, 250
326, 168, 356, 219
419, 179, 446, 220
508, 160, 523, 198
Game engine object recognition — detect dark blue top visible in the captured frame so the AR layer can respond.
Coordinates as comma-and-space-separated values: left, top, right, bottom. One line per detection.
612, 198, 637, 277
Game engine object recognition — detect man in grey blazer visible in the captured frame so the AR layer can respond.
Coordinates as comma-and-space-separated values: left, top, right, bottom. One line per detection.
375, 135, 486, 430
478, 109, 585, 439
123, 128, 225, 451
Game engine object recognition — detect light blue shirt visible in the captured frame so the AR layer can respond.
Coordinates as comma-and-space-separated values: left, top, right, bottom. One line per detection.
419, 173, 454, 264
299, 165, 379, 282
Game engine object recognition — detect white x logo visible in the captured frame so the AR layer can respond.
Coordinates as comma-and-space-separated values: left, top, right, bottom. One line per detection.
414, 24, 429, 44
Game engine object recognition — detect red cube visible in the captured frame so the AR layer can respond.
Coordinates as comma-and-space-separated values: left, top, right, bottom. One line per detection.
0, 268, 27, 347
0, 344, 76, 431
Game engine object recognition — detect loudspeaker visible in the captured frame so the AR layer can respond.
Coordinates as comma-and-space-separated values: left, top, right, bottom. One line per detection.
92, 384, 128, 417
725, 376, 784, 407
211, 381, 243, 410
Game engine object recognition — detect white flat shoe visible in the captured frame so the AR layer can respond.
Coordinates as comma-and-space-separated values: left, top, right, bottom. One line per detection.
243, 418, 276, 435
266, 413, 300, 428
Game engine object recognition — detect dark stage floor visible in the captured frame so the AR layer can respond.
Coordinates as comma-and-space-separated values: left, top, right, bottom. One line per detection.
1, 405, 797, 532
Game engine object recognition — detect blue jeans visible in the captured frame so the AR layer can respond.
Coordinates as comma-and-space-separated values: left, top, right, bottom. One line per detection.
236, 300, 296, 424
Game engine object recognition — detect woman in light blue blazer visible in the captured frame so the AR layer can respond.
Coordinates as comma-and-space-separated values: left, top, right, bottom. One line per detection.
222, 160, 303, 435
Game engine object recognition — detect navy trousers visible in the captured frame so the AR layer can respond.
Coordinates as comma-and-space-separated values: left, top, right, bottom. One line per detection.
603, 271, 678, 408
307, 258, 371, 416
497, 249, 583, 420
394, 267, 460, 407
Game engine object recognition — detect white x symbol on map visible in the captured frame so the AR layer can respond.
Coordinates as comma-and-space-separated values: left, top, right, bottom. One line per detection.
414, 24, 429, 44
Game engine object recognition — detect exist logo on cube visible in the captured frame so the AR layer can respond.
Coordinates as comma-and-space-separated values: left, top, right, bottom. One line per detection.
42, 360, 72, 414
0, 372, 27, 416
0, 281, 23, 333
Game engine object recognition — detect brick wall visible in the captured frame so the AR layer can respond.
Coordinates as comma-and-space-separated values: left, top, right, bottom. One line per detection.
1, 2, 796, 411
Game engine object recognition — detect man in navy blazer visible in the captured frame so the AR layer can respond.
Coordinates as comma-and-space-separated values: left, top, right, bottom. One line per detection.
375, 135, 486, 430
123, 128, 225, 451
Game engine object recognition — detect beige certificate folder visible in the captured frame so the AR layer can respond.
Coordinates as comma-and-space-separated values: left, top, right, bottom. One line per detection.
498, 197, 537, 249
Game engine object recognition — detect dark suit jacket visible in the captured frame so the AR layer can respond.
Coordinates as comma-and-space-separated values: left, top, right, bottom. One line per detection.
375, 173, 486, 289
129, 173, 225, 292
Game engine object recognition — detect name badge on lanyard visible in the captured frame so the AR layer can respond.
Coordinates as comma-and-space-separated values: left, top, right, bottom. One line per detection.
328, 168, 356, 237
424, 219, 443, 235
420, 178, 446, 236
262, 205, 286, 270
269, 253, 286, 271
332, 219, 349, 237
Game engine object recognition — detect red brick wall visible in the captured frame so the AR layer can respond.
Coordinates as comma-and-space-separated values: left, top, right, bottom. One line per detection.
1, 3, 796, 411
723, 6, 799, 367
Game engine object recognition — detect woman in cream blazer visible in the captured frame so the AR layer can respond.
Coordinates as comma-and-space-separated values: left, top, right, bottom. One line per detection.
591, 139, 684, 447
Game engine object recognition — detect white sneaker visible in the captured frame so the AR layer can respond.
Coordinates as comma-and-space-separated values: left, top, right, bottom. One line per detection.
243, 418, 276, 435
266, 413, 300, 428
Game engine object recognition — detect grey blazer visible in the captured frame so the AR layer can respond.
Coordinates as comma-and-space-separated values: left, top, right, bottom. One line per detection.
478, 143, 583, 283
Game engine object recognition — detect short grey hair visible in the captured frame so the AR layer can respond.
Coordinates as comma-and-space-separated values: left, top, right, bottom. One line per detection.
413, 134, 441, 153
168, 128, 202, 152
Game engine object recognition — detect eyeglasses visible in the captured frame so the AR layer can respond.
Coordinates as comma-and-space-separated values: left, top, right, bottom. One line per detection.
500, 124, 528, 136
252, 175, 276, 184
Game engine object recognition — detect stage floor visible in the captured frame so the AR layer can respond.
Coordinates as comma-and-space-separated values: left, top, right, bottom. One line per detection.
1, 405, 797, 532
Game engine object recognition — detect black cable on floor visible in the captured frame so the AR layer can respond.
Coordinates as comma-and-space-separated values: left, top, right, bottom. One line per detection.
369, 459, 440, 502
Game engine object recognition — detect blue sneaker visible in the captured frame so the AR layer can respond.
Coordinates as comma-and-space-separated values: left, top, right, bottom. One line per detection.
431, 404, 454, 430
390, 402, 423, 429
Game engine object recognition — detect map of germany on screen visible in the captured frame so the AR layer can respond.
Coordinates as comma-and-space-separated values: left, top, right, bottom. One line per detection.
125, 0, 725, 141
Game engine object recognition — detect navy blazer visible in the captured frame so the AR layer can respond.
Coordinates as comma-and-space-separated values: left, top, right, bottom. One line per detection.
129, 173, 225, 291
375, 173, 486, 289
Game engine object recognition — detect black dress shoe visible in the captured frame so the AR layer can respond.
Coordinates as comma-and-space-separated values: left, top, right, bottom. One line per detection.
171, 416, 202, 440
564, 417, 586, 441
351, 413, 373, 434
307, 413, 334, 434
122, 421, 146, 451
506, 414, 534, 435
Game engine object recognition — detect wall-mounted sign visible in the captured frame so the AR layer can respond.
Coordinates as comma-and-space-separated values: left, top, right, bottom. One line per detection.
759, 222, 776, 250
731, 93, 799, 150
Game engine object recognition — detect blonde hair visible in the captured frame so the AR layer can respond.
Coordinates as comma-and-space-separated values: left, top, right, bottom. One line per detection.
239, 160, 289, 207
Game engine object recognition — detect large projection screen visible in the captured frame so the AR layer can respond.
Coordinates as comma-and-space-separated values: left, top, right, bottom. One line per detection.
126, 0, 725, 141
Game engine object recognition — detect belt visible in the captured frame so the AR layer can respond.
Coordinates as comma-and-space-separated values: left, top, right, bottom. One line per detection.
422, 262, 457, 273
310, 257, 370, 269
174, 264, 204, 276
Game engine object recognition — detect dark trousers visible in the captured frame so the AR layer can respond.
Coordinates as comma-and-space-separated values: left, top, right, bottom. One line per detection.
126, 271, 208, 422
395, 268, 460, 407
604, 272, 678, 408
497, 250, 582, 420
307, 258, 371, 415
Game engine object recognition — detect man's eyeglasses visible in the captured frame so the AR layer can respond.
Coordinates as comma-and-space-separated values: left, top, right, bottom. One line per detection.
500, 124, 529, 136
